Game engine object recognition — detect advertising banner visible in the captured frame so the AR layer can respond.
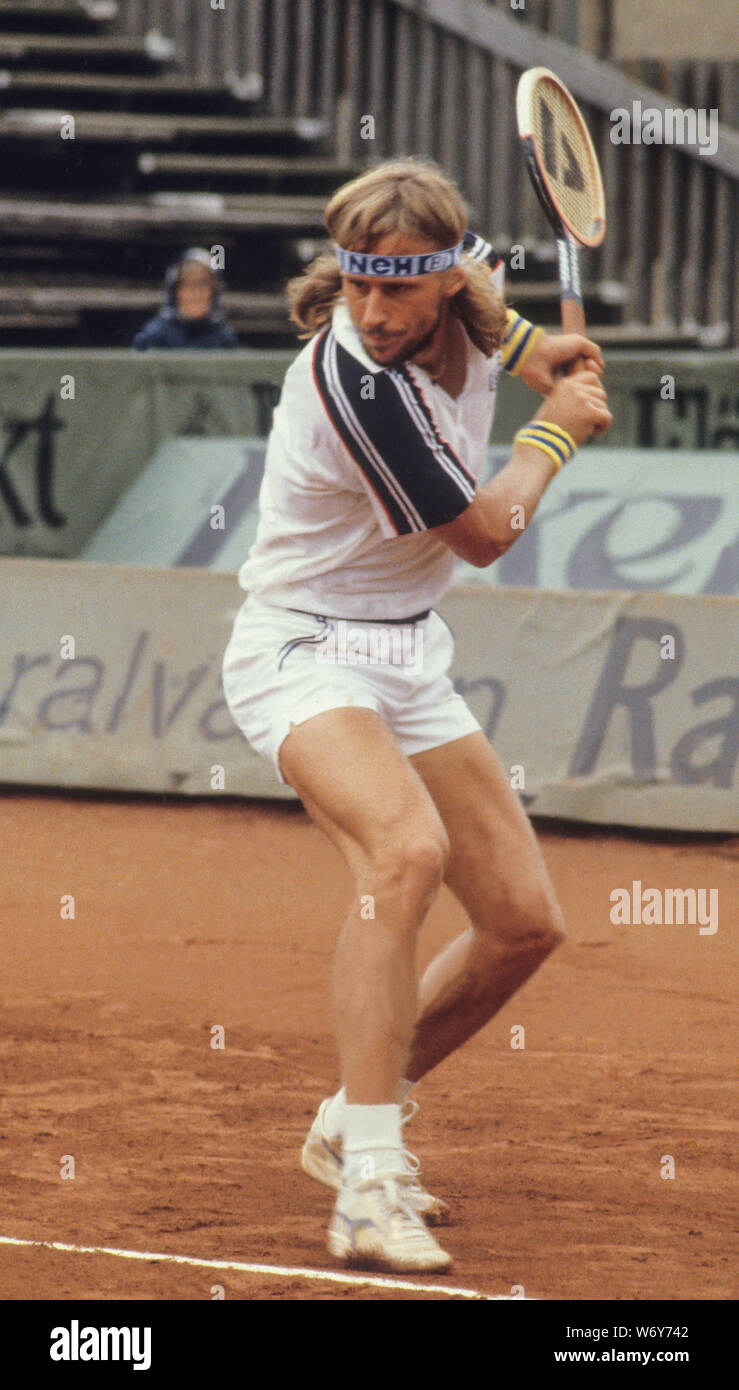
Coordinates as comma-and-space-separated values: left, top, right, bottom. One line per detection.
0, 349, 737, 560
78, 438, 738, 599
1, 558, 736, 832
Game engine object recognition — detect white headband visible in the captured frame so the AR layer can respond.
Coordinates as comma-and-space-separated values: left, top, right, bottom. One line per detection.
335, 241, 466, 277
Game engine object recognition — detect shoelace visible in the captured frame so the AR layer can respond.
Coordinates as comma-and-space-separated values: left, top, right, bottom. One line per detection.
357, 1175, 426, 1232
400, 1099, 423, 1184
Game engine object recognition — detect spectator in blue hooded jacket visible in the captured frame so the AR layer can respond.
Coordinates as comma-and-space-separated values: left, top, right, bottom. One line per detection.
133, 248, 239, 350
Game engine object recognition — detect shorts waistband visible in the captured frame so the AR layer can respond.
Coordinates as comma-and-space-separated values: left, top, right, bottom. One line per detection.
284, 606, 432, 625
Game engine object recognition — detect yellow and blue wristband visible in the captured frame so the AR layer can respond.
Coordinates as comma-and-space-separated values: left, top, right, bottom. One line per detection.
501, 309, 543, 375
514, 422, 577, 471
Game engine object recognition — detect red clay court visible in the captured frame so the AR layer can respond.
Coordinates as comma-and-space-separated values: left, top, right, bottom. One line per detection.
2, 789, 736, 1301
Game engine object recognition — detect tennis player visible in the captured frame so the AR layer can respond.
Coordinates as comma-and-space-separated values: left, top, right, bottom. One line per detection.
222, 158, 611, 1273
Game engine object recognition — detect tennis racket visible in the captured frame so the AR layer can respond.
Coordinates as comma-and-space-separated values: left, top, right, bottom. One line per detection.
516, 67, 606, 351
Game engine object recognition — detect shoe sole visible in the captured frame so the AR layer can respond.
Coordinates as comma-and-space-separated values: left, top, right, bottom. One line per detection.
302, 1134, 452, 1226
327, 1228, 452, 1274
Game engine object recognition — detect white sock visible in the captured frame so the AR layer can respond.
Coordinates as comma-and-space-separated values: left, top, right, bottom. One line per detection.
343, 1104, 405, 1184
324, 1079, 416, 1141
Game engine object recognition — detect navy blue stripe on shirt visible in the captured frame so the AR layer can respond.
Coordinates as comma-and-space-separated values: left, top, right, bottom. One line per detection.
312, 329, 476, 536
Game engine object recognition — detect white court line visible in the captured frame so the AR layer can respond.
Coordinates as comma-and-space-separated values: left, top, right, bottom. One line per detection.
0, 1234, 521, 1300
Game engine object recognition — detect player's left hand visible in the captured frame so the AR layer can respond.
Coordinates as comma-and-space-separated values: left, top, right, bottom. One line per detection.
520, 333, 605, 394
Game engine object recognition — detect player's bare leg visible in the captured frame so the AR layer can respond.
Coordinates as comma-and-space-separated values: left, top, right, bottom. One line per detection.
281, 705, 453, 1268
279, 706, 448, 1104
406, 730, 565, 1081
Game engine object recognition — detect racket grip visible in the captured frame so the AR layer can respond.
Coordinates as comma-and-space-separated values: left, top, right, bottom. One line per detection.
558, 236, 589, 375
561, 299, 586, 336
561, 298, 590, 376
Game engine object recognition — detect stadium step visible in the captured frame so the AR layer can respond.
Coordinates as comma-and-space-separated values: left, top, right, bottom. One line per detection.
0, 309, 79, 340
589, 322, 714, 349
0, 0, 117, 33
0, 109, 329, 150
0, 109, 332, 198
0, 68, 263, 113
0, 193, 328, 239
506, 277, 627, 304
0, 28, 175, 71
0, 283, 292, 347
0, 282, 286, 314
137, 152, 365, 192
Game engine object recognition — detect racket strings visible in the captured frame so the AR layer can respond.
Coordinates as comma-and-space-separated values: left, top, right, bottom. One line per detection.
530, 78, 603, 241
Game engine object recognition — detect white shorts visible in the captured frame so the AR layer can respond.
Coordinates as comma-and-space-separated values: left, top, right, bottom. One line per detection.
221, 595, 482, 784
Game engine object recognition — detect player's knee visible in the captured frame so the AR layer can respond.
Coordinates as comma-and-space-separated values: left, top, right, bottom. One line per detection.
396, 830, 449, 901
500, 882, 567, 956
369, 827, 449, 916
536, 905, 566, 957
409, 830, 449, 887
524, 889, 566, 955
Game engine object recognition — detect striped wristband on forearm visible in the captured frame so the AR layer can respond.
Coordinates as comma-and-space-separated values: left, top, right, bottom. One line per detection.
501, 310, 543, 374
514, 422, 577, 471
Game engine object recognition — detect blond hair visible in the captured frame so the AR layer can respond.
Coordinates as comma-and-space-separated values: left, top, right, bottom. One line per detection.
287, 157, 506, 357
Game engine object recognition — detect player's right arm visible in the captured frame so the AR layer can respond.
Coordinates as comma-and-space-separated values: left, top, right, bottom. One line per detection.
431, 370, 611, 568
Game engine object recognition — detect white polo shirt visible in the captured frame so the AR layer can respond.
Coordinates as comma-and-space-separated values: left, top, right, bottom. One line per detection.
238, 249, 507, 622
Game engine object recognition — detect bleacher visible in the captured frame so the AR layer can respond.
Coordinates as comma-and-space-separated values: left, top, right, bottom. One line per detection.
0, 0, 359, 346
0, 0, 637, 348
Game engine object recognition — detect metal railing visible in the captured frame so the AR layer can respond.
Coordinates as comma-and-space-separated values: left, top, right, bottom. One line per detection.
107, 0, 738, 343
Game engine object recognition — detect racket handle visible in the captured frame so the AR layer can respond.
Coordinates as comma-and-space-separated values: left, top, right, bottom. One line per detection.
561, 299, 589, 376
561, 297, 586, 336
557, 236, 589, 374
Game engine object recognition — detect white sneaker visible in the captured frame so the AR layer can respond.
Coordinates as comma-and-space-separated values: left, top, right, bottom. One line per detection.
301, 1097, 450, 1226
328, 1173, 452, 1272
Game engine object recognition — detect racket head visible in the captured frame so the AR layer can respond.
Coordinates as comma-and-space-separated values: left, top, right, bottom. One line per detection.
516, 67, 606, 249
